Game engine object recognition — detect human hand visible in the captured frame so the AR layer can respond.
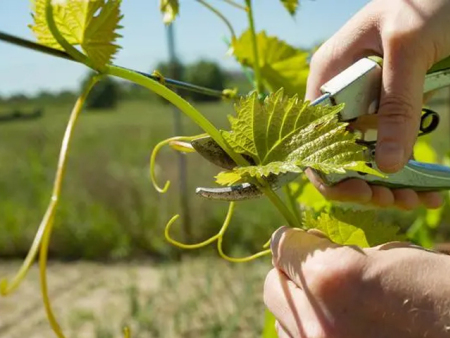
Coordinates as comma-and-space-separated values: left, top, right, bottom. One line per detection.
306, 0, 450, 209
264, 226, 450, 338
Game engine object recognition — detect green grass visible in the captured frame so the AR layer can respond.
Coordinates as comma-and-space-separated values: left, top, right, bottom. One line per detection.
1, 89, 450, 260
0, 258, 270, 337
0, 98, 283, 260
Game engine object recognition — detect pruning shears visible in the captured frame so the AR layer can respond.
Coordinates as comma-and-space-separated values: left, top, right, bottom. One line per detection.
192, 56, 450, 201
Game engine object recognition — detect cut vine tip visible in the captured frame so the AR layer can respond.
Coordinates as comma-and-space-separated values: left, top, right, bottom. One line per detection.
262, 238, 271, 249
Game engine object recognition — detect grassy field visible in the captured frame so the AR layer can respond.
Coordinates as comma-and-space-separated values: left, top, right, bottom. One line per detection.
0, 257, 270, 338
0, 98, 284, 260
1, 91, 450, 338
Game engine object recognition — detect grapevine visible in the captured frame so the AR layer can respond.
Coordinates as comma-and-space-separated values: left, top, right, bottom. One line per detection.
0, 0, 446, 337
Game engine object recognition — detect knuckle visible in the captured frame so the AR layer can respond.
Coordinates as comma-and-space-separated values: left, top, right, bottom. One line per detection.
379, 95, 416, 124
304, 247, 367, 300
309, 39, 338, 72
383, 23, 427, 59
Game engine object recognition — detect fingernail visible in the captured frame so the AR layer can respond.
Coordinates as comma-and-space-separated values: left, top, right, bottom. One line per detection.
376, 142, 405, 172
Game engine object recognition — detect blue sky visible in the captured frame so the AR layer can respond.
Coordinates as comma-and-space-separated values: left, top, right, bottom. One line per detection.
0, 0, 370, 96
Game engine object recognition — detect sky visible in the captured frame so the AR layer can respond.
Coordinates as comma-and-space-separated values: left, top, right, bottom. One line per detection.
0, 0, 370, 96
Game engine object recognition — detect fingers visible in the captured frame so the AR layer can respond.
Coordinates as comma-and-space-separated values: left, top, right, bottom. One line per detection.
270, 227, 338, 288
275, 321, 293, 338
264, 268, 315, 338
375, 38, 428, 173
418, 191, 443, 209
305, 168, 372, 203
306, 169, 443, 210
370, 186, 395, 207
305, 2, 381, 100
392, 189, 420, 209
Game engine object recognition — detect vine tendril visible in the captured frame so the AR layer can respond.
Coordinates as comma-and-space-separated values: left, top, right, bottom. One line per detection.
165, 215, 221, 249
150, 134, 206, 193
165, 202, 271, 261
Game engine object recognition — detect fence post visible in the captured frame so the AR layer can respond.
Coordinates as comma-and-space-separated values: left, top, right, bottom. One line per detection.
165, 23, 192, 243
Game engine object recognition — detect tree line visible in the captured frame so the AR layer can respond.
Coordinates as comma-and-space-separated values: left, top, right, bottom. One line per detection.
0, 60, 251, 110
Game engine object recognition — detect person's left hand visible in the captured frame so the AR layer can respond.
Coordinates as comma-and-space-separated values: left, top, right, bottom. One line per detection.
264, 226, 450, 338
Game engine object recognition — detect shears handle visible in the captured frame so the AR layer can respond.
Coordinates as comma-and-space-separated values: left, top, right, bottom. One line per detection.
318, 160, 450, 191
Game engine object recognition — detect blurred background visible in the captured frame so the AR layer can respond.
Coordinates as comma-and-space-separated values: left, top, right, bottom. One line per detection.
0, 0, 449, 337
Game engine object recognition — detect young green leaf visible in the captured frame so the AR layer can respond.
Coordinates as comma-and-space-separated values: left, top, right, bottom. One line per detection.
280, 0, 299, 15
159, 0, 179, 24
304, 208, 404, 247
231, 30, 309, 97
30, 0, 123, 68
216, 89, 383, 185
291, 181, 331, 212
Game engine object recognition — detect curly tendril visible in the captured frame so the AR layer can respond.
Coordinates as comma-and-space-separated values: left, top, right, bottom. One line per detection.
262, 238, 271, 249
150, 134, 206, 193
164, 202, 271, 262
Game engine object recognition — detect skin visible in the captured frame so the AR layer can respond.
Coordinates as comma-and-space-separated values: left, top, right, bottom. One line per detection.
264, 1, 450, 336
264, 227, 450, 338
305, 0, 450, 210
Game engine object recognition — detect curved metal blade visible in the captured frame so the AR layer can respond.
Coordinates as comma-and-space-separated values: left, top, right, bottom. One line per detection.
196, 172, 300, 201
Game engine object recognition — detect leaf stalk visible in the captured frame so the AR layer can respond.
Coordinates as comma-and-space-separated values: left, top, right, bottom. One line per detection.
44, 0, 92, 68
197, 0, 236, 39
244, 0, 264, 94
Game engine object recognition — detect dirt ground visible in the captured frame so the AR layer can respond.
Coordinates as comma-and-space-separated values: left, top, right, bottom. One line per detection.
0, 258, 270, 338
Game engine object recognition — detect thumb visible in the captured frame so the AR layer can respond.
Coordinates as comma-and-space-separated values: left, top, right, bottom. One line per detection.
375, 49, 427, 173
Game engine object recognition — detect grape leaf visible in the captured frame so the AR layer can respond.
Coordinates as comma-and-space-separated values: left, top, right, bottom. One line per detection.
159, 0, 179, 24
231, 30, 309, 97
30, 0, 123, 68
280, 0, 299, 15
216, 89, 383, 185
304, 208, 405, 247
291, 181, 331, 212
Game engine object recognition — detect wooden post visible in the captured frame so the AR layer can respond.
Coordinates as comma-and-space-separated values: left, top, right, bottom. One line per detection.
165, 23, 192, 243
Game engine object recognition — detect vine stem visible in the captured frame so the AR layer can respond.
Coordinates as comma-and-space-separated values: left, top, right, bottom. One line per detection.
259, 182, 300, 228
38, 75, 101, 338
106, 65, 248, 167
244, 0, 264, 94
44, 0, 92, 68
0, 76, 101, 297
283, 184, 301, 225
197, 0, 236, 39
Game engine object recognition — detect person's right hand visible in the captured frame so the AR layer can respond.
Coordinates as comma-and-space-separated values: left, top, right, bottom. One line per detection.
305, 0, 450, 210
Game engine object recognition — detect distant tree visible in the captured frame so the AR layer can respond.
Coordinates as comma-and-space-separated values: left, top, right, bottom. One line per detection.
56, 90, 76, 103
7, 93, 29, 104
121, 82, 157, 101
81, 72, 120, 110
184, 60, 225, 102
